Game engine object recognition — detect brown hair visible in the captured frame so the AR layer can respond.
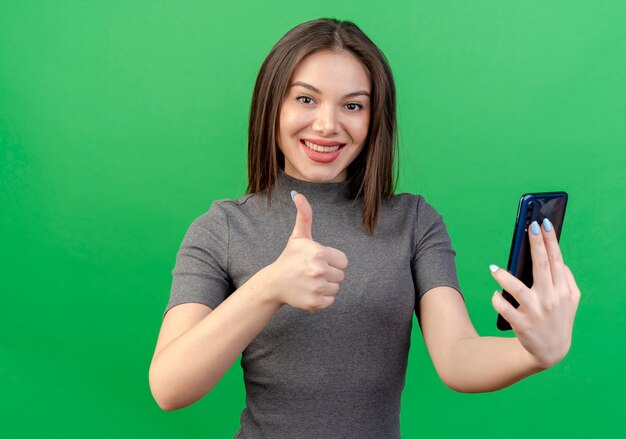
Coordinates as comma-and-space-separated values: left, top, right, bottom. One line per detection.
246, 18, 398, 235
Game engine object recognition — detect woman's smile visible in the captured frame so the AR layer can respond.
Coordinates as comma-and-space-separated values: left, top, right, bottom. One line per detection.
302, 138, 346, 148
300, 139, 346, 163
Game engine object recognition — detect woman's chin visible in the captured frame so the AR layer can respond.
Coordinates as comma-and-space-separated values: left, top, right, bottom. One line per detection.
286, 166, 346, 183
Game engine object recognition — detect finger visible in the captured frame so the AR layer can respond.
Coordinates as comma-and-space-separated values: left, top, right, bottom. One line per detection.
290, 191, 313, 240
310, 295, 335, 311
489, 264, 533, 308
564, 265, 581, 304
541, 218, 567, 289
324, 247, 348, 270
321, 281, 340, 297
528, 220, 554, 291
492, 291, 523, 329
325, 266, 345, 284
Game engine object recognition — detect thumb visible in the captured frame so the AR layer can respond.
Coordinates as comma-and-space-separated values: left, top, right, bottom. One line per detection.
290, 190, 313, 240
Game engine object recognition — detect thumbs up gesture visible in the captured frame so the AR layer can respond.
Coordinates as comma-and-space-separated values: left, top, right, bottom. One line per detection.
269, 191, 348, 311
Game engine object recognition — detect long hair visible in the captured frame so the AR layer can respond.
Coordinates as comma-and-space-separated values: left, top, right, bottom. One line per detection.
246, 18, 398, 235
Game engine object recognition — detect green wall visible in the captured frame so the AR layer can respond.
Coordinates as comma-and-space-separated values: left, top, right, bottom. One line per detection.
1, 1, 624, 437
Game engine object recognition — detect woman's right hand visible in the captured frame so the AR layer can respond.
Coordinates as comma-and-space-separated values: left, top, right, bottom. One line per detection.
268, 191, 348, 311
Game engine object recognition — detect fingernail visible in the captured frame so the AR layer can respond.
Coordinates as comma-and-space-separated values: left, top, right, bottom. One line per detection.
290, 190, 297, 201
493, 290, 500, 296
489, 264, 499, 273
530, 221, 540, 235
543, 218, 553, 232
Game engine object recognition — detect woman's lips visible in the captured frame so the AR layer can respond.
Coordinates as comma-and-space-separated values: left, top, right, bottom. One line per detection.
301, 138, 345, 147
300, 139, 345, 163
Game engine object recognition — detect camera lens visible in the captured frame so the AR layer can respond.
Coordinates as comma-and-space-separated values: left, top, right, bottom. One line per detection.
526, 201, 535, 220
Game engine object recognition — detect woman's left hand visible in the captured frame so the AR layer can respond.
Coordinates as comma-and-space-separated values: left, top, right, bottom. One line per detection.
490, 218, 581, 370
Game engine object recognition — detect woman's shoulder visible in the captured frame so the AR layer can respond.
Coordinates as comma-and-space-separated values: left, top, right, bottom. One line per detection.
386, 191, 437, 213
388, 191, 424, 204
383, 192, 449, 231
185, 193, 259, 229
211, 193, 257, 210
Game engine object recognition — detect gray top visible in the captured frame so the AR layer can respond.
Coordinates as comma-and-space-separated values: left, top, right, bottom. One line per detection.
165, 171, 462, 438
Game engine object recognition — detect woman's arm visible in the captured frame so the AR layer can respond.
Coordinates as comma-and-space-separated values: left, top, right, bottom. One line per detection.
419, 287, 545, 392
419, 219, 581, 393
149, 193, 348, 410
149, 267, 282, 411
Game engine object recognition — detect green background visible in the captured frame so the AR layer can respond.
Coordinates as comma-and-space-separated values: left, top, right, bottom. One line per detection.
1, 0, 624, 437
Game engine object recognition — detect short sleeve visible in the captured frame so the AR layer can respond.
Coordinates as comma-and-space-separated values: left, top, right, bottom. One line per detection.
411, 196, 463, 301
164, 201, 231, 317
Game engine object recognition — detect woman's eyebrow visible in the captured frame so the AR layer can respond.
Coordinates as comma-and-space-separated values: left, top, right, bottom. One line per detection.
289, 81, 370, 98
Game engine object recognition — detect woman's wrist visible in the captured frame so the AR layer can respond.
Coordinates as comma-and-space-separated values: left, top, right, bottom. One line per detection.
516, 337, 554, 372
253, 263, 286, 308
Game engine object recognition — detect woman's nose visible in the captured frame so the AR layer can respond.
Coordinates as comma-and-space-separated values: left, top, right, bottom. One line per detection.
311, 105, 339, 135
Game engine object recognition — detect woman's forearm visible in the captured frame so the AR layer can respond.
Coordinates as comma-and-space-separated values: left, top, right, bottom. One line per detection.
441, 336, 547, 393
149, 266, 283, 411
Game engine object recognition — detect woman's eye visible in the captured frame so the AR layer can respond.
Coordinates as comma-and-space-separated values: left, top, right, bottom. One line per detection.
296, 95, 314, 104
346, 103, 363, 111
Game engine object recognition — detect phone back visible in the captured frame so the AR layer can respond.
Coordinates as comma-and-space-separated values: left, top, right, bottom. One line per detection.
497, 192, 568, 331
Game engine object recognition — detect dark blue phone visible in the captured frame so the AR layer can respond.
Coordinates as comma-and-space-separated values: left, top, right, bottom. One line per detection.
497, 192, 568, 331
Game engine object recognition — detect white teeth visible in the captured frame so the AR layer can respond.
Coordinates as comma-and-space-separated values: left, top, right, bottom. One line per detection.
303, 140, 343, 152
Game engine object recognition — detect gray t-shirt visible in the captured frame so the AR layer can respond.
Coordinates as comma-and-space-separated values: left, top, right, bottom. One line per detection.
165, 171, 462, 438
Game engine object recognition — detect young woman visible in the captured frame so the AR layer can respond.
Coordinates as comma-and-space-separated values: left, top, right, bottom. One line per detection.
149, 18, 580, 438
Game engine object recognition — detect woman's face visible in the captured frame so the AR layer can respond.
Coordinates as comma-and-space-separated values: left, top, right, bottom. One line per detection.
277, 50, 371, 183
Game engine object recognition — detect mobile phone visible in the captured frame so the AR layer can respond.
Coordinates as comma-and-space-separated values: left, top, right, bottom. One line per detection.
497, 192, 568, 331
